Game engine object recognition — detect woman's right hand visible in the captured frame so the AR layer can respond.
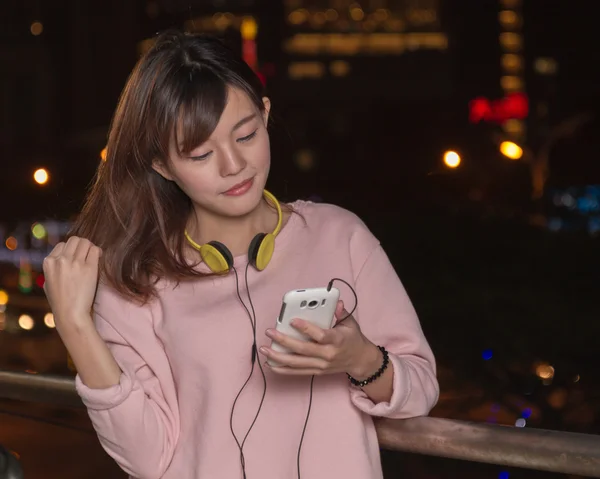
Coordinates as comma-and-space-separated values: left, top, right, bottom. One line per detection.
43, 236, 102, 327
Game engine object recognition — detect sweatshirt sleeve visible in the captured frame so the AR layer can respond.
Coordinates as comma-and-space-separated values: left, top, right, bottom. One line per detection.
74, 286, 180, 479
348, 231, 439, 419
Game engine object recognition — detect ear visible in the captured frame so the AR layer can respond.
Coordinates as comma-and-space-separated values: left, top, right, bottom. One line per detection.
152, 159, 174, 181
261, 97, 271, 126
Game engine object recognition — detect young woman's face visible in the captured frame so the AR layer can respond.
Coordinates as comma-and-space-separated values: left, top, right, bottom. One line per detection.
154, 87, 271, 219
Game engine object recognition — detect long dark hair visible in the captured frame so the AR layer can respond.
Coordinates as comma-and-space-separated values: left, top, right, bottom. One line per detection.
70, 30, 270, 304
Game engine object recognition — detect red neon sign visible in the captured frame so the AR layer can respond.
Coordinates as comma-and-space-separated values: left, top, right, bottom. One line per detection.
469, 92, 529, 124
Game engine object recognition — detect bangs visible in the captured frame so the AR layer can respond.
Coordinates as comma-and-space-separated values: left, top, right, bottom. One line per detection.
170, 67, 228, 157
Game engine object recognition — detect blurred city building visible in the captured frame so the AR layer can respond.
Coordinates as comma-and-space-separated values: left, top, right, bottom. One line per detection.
0, 0, 598, 227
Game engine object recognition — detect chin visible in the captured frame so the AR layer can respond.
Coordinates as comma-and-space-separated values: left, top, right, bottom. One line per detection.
219, 182, 266, 218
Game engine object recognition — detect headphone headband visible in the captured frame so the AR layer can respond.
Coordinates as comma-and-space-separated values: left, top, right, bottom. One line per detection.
184, 190, 283, 273
263, 189, 283, 237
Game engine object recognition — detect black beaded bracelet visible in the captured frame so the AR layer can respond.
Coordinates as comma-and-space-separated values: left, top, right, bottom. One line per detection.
347, 345, 389, 388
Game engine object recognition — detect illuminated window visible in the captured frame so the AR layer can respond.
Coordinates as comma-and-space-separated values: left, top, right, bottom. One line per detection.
325, 9, 338, 22
284, 32, 448, 56
329, 34, 362, 54
503, 119, 526, 137
498, 10, 521, 29
349, 4, 365, 21
30, 21, 43, 36
288, 62, 325, 79
501, 54, 523, 73
294, 149, 316, 171
408, 33, 448, 49
372, 8, 390, 22
500, 75, 524, 92
330, 60, 351, 77
284, 34, 324, 55
406, 8, 437, 26
212, 13, 225, 29
499, 32, 522, 51
534, 57, 558, 75
288, 9, 308, 25
362, 19, 377, 31
384, 18, 406, 31
309, 11, 327, 27
366, 33, 404, 53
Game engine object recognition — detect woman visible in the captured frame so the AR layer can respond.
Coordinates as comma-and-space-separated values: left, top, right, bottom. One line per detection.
42, 30, 439, 479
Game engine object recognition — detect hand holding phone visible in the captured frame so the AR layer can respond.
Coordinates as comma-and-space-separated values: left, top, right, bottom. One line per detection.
267, 287, 340, 366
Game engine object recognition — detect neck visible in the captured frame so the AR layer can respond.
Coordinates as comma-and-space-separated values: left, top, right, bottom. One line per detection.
187, 198, 276, 257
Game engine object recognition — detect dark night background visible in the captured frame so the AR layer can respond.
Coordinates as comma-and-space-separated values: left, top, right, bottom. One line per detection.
1, 1, 599, 478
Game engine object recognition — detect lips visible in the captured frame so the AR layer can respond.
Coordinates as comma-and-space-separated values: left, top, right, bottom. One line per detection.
223, 176, 254, 196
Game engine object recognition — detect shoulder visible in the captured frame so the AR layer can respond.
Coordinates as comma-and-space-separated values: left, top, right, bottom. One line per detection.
292, 200, 366, 230
290, 199, 380, 264
93, 280, 157, 329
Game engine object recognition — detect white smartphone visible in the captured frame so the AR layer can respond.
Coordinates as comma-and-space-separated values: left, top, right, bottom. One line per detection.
267, 286, 340, 367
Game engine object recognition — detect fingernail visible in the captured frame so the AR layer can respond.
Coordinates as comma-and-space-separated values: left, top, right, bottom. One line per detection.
259, 347, 268, 355
265, 329, 274, 337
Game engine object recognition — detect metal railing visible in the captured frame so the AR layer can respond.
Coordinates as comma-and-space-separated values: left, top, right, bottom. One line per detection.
1, 370, 600, 478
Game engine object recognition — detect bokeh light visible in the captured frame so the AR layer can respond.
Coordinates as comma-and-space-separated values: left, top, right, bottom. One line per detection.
30, 21, 43, 36
31, 222, 47, 239
443, 150, 461, 168
535, 363, 555, 379
5, 237, 17, 250
18, 314, 34, 330
33, 168, 49, 185
499, 141, 523, 160
44, 312, 55, 328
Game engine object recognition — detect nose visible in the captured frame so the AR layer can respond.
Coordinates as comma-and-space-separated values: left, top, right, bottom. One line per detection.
218, 145, 246, 177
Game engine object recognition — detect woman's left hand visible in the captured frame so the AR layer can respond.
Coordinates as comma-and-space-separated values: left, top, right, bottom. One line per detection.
260, 300, 382, 378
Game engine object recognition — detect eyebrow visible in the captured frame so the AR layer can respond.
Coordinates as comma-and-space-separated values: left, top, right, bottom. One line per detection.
232, 113, 257, 131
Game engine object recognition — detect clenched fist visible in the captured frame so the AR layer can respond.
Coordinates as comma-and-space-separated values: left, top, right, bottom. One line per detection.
43, 236, 102, 327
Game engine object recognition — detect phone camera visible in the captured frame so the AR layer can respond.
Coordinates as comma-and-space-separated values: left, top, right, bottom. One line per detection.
308, 300, 319, 309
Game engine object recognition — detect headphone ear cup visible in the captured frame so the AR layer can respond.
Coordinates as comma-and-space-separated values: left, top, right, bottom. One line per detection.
248, 233, 266, 269
200, 241, 233, 274
249, 233, 275, 271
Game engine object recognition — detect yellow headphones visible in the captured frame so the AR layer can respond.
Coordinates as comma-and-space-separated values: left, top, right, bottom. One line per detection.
184, 190, 283, 274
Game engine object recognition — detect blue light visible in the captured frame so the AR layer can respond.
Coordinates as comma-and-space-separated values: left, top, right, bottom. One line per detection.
482, 349, 493, 360
522, 408, 532, 419
499, 472, 510, 479
548, 217, 563, 232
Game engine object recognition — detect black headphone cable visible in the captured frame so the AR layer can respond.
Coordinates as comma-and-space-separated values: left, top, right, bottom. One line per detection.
296, 277, 358, 479
229, 263, 268, 479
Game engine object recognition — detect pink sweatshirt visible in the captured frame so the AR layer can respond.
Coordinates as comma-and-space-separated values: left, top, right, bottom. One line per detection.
75, 200, 439, 479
